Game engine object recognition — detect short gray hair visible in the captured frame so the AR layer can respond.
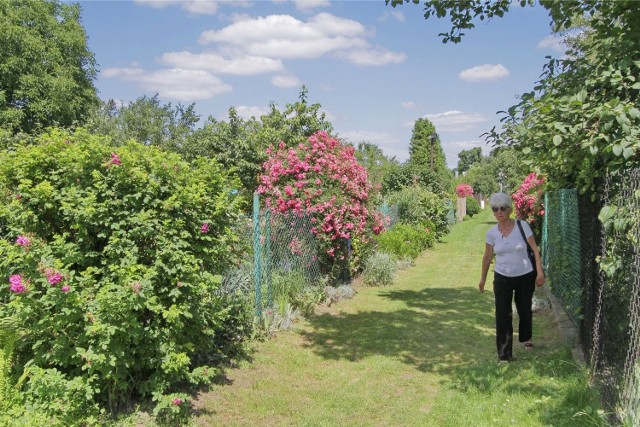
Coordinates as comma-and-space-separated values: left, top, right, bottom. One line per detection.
489, 192, 513, 208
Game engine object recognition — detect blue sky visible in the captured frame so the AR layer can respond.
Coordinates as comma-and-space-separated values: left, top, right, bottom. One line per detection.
78, 0, 564, 168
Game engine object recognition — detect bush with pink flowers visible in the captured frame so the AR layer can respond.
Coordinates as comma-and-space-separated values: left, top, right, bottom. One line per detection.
257, 131, 386, 282
512, 173, 545, 224
455, 183, 474, 198
0, 128, 249, 420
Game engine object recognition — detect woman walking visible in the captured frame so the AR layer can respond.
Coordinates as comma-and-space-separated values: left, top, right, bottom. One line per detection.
479, 192, 545, 362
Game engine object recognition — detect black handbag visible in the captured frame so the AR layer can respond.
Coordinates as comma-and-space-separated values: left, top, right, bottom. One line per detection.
516, 220, 537, 275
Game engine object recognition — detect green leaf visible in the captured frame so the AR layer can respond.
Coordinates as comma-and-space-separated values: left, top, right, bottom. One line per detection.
552, 135, 562, 146
612, 145, 623, 156
598, 205, 617, 223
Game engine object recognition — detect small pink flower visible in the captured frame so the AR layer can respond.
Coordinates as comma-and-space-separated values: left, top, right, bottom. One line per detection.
16, 235, 31, 246
61, 285, 70, 292
171, 398, 183, 406
131, 282, 142, 293
110, 153, 122, 166
200, 223, 209, 233
9, 274, 26, 294
47, 271, 63, 286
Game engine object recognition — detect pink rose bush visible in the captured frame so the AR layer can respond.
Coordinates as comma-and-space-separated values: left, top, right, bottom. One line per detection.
455, 183, 474, 198
258, 131, 386, 280
0, 128, 245, 419
512, 172, 545, 223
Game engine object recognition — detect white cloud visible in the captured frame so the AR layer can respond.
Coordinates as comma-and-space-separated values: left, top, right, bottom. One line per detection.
103, 67, 232, 101
198, 13, 404, 65
337, 47, 406, 66
378, 10, 405, 22
424, 110, 488, 132
159, 51, 284, 75
402, 101, 416, 109
537, 35, 565, 52
133, 0, 221, 15
458, 64, 509, 82
293, 0, 330, 12
271, 75, 302, 88
234, 105, 270, 120
340, 130, 408, 162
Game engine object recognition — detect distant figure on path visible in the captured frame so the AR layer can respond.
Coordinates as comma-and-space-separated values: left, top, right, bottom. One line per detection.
478, 192, 545, 362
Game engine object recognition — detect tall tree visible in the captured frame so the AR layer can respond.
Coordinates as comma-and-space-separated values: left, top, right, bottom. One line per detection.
0, 0, 98, 134
354, 141, 397, 195
408, 117, 447, 174
260, 86, 334, 148
457, 147, 483, 175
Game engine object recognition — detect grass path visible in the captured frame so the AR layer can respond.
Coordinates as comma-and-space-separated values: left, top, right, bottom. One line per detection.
194, 210, 602, 426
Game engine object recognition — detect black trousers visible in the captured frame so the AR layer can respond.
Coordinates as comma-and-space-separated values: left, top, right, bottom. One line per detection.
493, 271, 536, 361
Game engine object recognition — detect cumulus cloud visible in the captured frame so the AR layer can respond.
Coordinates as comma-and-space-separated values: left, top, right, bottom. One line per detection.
337, 47, 406, 66
340, 130, 408, 162
458, 64, 509, 82
198, 13, 404, 65
159, 51, 284, 75
424, 110, 488, 132
537, 35, 565, 52
378, 10, 405, 22
133, 0, 221, 15
293, 0, 330, 12
103, 67, 232, 101
234, 105, 270, 120
134, 0, 252, 15
271, 75, 302, 88
402, 101, 416, 109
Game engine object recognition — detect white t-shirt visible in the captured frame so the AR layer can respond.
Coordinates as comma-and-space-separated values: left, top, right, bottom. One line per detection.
486, 220, 534, 277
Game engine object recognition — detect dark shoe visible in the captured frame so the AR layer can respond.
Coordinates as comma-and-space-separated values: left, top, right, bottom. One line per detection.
524, 342, 534, 350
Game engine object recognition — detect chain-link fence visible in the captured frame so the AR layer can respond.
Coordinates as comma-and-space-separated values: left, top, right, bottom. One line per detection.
544, 172, 640, 425
220, 208, 322, 319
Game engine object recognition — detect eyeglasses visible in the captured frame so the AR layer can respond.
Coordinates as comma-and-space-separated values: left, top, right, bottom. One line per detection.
491, 206, 509, 212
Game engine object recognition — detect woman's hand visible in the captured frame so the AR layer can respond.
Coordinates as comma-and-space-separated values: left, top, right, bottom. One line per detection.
536, 273, 545, 287
479, 281, 485, 293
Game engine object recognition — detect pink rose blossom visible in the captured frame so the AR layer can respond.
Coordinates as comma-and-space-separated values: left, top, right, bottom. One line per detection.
9, 274, 26, 294
200, 223, 209, 233
110, 153, 122, 166
61, 285, 70, 292
16, 235, 31, 246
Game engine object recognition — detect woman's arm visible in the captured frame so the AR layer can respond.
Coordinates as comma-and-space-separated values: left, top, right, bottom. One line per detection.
479, 243, 494, 293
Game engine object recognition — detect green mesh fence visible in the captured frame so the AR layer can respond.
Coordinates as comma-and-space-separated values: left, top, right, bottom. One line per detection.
544, 176, 640, 425
220, 202, 321, 319
546, 189, 582, 324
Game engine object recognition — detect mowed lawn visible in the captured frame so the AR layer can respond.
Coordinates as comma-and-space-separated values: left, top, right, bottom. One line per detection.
194, 209, 602, 427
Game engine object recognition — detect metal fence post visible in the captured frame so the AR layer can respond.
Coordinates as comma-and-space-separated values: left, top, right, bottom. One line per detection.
253, 192, 262, 318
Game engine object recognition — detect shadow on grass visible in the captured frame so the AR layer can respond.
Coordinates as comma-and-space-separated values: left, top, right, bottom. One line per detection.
300, 287, 494, 373
300, 286, 599, 426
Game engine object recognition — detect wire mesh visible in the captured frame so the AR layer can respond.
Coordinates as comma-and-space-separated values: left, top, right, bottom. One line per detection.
544, 171, 640, 425
220, 211, 321, 318
546, 189, 582, 324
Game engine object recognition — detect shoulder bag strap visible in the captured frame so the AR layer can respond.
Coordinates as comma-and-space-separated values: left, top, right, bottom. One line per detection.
516, 220, 533, 251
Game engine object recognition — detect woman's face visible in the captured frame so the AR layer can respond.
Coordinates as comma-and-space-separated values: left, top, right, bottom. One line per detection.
491, 205, 511, 219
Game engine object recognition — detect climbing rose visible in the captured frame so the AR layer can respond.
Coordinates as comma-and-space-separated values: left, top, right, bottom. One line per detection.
200, 223, 209, 233
16, 235, 31, 246
9, 274, 26, 294
455, 184, 474, 198
110, 153, 122, 166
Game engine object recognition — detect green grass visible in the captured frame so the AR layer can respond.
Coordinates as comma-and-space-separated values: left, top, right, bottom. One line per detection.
192, 209, 605, 426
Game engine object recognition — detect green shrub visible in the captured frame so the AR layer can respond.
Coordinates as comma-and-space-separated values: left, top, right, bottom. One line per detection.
466, 196, 480, 217
362, 251, 396, 286
375, 223, 435, 261
386, 187, 450, 238
0, 128, 249, 418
